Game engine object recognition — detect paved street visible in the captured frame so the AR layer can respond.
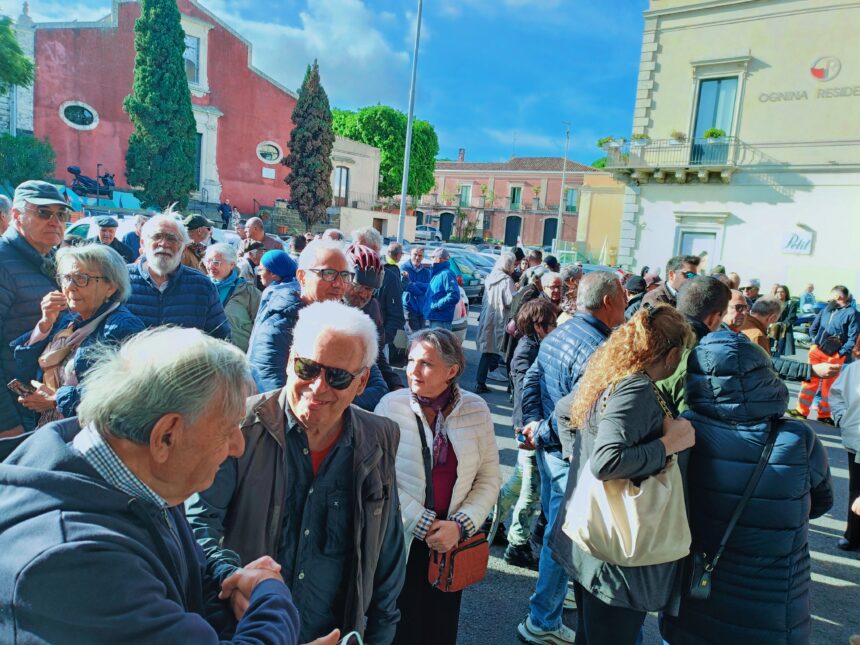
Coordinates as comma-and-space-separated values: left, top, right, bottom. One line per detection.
449, 311, 859, 644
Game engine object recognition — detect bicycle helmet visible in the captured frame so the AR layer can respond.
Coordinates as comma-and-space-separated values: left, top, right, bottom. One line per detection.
347, 242, 384, 289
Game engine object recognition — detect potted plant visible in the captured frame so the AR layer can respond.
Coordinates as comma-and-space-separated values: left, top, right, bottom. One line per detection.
597, 136, 615, 149
478, 183, 488, 208
532, 184, 541, 208
669, 130, 687, 145
703, 127, 726, 143
632, 133, 651, 147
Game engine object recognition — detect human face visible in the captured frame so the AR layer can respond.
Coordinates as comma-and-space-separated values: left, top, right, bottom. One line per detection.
287, 328, 369, 433
606, 285, 628, 328
235, 223, 247, 239
775, 287, 788, 302
248, 223, 264, 241
58, 258, 117, 319
535, 320, 557, 340
407, 341, 459, 399
204, 252, 234, 281
670, 262, 698, 290
411, 248, 424, 268
98, 226, 116, 245
256, 264, 279, 287
344, 281, 374, 309
544, 278, 562, 304
723, 290, 748, 329
13, 203, 69, 254
831, 290, 849, 307
143, 222, 184, 276
520, 259, 529, 272
189, 227, 209, 244
742, 286, 759, 300
297, 248, 350, 303
0, 208, 9, 235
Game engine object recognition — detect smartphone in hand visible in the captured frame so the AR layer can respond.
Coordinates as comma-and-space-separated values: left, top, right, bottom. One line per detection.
7, 379, 36, 397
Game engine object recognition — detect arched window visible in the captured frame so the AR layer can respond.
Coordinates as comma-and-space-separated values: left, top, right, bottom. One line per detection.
334, 166, 350, 207
256, 141, 283, 164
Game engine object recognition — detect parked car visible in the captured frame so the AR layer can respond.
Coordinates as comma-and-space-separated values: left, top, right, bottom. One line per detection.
449, 255, 485, 303
414, 225, 442, 242
66, 213, 243, 250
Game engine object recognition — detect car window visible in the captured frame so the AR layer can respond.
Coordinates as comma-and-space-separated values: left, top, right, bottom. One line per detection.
67, 223, 90, 238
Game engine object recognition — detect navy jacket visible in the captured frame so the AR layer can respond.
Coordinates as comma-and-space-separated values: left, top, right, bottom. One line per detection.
399, 260, 430, 316
521, 312, 611, 454
663, 331, 833, 645
810, 302, 859, 359
12, 303, 145, 418
126, 262, 230, 340
98, 238, 135, 264
0, 420, 300, 644
0, 229, 56, 432
422, 261, 459, 323
511, 334, 540, 428
121, 230, 141, 261
379, 264, 405, 343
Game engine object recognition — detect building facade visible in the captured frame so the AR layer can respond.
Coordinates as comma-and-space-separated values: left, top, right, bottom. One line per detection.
613, 0, 860, 294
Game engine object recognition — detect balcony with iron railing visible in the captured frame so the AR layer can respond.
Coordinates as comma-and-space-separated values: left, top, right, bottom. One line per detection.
603, 137, 743, 184
417, 192, 575, 214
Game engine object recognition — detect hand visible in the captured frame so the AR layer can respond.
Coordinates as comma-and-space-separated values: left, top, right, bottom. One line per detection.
219, 558, 283, 620
303, 630, 342, 645
38, 291, 68, 331
19, 382, 56, 412
426, 520, 461, 553
660, 417, 695, 455
518, 421, 539, 450
812, 363, 841, 378
852, 496, 860, 516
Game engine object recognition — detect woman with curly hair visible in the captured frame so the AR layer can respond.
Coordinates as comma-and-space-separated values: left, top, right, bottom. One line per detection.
562, 304, 697, 644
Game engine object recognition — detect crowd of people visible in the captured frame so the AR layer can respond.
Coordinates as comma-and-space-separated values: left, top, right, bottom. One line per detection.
0, 178, 856, 644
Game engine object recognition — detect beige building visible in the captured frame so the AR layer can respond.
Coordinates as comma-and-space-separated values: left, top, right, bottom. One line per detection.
612, 0, 860, 295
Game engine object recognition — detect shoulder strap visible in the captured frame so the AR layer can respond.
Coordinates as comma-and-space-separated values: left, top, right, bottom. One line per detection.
708, 422, 779, 571
414, 413, 434, 511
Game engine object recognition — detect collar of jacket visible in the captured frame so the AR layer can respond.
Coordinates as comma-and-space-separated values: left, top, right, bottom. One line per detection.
408, 382, 464, 423
139, 261, 184, 293
686, 314, 712, 342
431, 260, 451, 275
575, 311, 613, 338
5, 227, 46, 268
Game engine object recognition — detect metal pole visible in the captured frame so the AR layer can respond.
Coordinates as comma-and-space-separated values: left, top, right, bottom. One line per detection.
556, 124, 570, 252
397, 0, 423, 244
96, 163, 102, 202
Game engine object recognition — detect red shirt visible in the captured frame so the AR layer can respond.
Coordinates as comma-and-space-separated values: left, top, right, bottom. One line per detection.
310, 429, 343, 477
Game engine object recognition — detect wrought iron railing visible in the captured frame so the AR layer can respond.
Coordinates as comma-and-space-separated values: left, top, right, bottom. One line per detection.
603, 137, 741, 169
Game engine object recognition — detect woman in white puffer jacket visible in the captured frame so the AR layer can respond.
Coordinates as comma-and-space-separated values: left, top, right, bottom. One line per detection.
375, 328, 501, 645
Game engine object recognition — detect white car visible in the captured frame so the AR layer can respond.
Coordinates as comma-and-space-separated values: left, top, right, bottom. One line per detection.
66, 213, 242, 249
414, 225, 442, 242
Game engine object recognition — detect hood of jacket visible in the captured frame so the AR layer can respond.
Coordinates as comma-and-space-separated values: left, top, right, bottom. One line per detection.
430, 260, 451, 275
686, 330, 788, 424
486, 267, 511, 288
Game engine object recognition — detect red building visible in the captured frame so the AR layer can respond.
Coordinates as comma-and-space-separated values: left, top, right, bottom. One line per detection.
30, 0, 298, 214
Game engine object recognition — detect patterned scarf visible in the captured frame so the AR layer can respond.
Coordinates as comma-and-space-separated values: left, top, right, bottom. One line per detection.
415, 384, 454, 465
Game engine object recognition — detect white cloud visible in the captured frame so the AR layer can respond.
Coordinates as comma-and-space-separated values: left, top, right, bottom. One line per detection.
0, 0, 111, 23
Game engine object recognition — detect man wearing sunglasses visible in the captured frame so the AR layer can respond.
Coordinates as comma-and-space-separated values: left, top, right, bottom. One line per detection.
641, 254, 700, 309
187, 301, 405, 645
0, 180, 71, 436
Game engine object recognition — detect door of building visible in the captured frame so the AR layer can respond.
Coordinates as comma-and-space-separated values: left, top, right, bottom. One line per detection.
415, 210, 424, 226
439, 212, 455, 240
678, 231, 716, 273
542, 217, 558, 248
504, 215, 522, 247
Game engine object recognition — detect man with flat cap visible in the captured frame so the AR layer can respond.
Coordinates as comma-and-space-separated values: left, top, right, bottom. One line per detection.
0, 180, 71, 436
182, 214, 213, 272
95, 216, 135, 263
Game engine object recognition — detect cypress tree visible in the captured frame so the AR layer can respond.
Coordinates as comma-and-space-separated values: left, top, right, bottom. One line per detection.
283, 61, 334, 231
123, 0, 198, 209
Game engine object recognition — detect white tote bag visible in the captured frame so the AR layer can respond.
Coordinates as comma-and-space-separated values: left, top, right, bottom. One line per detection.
562, 454, 691, 567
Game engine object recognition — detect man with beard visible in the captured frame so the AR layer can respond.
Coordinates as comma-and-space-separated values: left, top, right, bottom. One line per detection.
126, 213, 230, 339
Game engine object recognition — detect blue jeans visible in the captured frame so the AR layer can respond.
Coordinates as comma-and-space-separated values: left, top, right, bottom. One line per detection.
429, 320, 452, 331
497, 449, 541, 546
528, 448, 570, 631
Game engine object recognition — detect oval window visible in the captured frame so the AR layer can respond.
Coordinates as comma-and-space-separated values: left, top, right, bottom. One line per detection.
256, 141, 283, 164
59, 101, 99, 131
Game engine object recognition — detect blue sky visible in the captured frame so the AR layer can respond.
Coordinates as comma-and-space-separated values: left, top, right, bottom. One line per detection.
3, 0, 649, 166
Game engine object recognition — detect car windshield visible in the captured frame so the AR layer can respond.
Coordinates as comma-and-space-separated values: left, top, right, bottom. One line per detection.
452, 256, 478, 276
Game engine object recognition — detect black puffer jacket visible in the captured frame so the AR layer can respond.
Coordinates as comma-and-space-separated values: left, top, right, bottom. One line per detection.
663, 331, 833, 645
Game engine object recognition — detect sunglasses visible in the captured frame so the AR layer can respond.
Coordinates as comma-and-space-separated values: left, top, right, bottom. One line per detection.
292, 356, 366, 390
309, 268, 353, 283
732, 304, 749, 312
682, 271, 697, 279
29, 205, 70, 222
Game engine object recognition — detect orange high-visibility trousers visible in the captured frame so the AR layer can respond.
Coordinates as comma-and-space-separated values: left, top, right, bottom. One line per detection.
796, 345, 846, 419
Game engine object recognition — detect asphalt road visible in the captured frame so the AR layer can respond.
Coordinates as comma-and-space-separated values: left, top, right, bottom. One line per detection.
447, 311, 859, 644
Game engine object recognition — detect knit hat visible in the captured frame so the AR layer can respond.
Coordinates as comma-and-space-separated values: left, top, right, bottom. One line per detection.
260, 250, 296, 282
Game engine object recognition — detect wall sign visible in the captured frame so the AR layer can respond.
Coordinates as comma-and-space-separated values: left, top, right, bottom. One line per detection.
758, 56, 858, 102
782, 229, 814, 255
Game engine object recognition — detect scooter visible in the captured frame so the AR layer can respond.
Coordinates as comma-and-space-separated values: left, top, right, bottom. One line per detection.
67, 165, 115, 198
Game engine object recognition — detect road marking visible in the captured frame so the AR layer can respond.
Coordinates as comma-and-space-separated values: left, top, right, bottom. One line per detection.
811, 571, 857, 588
810, 550, 860, 569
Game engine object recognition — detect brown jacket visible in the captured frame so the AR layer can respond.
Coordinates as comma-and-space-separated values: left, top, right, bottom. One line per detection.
741, 315, 772, 354
641, 282, 676, 308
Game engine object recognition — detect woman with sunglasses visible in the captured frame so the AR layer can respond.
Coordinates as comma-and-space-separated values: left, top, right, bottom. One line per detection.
11, 244, 144, 426
204, 243, 261, 352
374, 328, 501, 645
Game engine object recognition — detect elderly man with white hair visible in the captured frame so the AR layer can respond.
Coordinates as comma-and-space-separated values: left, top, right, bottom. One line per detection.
247, 239, 388, 409
0, 327, 339, 644
126, 212, 230, 340
187, 301, 406, 644
246, 216, 285, 252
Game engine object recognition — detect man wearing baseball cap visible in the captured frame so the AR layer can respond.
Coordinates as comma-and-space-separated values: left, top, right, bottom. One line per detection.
182, 214, 213, 272
623, 274, 648, 320
423, 247, 460, 330
0, 180, 71, 435
95, 216, 135, 263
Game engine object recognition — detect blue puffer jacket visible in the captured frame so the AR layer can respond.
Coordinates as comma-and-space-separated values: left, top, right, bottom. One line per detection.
0, 229, 56, 432
126, 262, 230, 340
521, 312, 611, 454
400, 260, 430, 316
663, 331, 833, 645
246, 289, 389, 410
12, 303, 145, 419
422, 261, 460, 323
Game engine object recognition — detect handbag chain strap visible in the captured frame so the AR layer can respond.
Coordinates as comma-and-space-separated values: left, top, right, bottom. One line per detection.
650, 380, 675, 419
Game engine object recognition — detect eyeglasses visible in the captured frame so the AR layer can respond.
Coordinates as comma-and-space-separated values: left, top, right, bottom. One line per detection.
205, 259, 225, 267
57, 272, 108, 288
732, 304, 749, 312
309, 268, 353, 283
682, 271, 697, 279
28, 205, 70, 223
149, 232, 182, 245
292, 356, 366, 390
350, 282, 375, 295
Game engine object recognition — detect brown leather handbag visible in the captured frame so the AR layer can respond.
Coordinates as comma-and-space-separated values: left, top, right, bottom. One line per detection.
414, 413, 490, 593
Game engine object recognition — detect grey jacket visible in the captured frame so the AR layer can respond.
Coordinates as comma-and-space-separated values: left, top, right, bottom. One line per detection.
185, 389, 406, 643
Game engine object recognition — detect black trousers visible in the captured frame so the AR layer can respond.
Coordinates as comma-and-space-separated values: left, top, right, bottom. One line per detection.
846, 451, 860, 545
572, 582, 646, 645
393, 539, 462, 645
476, 352, 501, 387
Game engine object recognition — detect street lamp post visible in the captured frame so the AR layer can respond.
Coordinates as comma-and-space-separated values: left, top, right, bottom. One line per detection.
556, 124, 570, 252
396, 0, 423, 244
96, 163, 103, 203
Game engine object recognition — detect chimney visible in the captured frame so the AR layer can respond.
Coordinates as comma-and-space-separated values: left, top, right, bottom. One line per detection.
458, 148, 465, 162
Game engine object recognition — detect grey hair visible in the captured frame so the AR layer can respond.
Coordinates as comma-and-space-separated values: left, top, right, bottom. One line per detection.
77, 327, 253, 444
298, 238, 352, 271
292, 301, 378, 369
134, 214, 149, 227
323, 228, 344, 241
751, 296, 784, 318
56, 243, 132, 303
409, 328, 466, 382
388, 242, 403, 259
351, 226, 382, 252
542, 271, 561, 285
141, 210, 190, 245
495, 251, 517, 273
560, 263, 583, 282
204, 242, 237, 265
411, 245, 425, 254
0, 194, 10, 214
576, 271, 622, 312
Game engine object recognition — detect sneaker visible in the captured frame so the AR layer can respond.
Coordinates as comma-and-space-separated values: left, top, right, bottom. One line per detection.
504, 543, 539, 570
817, 417, 835, 426
563, 588, 577, 610
475, 384, 491, 394
517, 616, 576, 645
786, 409, 806, 420
487, 367, 508, 383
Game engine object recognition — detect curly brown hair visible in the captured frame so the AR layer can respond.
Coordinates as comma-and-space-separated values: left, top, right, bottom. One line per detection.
570, 304, 695, 429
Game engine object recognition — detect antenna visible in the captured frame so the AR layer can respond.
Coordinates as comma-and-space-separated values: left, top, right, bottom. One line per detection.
512, 131, 517, 159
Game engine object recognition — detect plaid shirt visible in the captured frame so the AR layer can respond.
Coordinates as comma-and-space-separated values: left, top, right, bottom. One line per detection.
72, 423, 168, 510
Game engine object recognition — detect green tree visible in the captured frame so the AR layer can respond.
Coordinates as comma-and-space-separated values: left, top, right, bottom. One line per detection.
123, 0, 197, 209
284, 61, 334, 231
0, 134, 55, 186
592, 157, 607, 168
0, 17, 33, 95
332, 105, 438, 198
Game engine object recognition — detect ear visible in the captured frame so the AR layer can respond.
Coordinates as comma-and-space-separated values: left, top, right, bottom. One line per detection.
446, 362, 460, 383
704, 310, 723, 331
353, 366, 371, 396
148, 413, 184, 465
296, 268, 306, 288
